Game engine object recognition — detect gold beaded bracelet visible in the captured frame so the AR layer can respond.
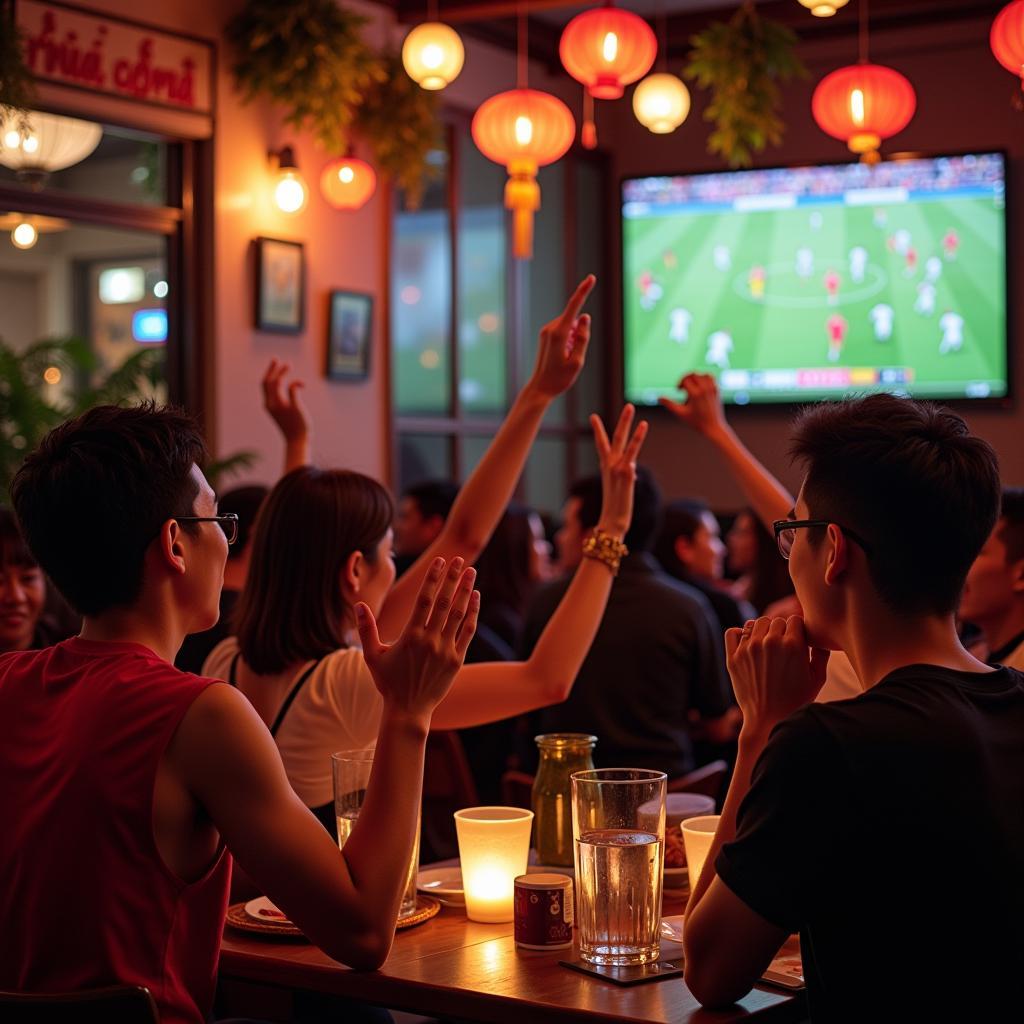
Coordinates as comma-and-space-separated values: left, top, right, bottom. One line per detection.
581, 529, 629, 576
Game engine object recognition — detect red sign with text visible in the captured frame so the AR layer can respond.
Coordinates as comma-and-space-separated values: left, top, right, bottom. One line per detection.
16, 1, 213, 114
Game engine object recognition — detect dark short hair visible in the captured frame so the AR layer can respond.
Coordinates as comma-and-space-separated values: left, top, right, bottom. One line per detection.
0, 507, 36, 570
402, 479, 459, 523
218, 485, 269, 561
11, 403, 207, 616
236, 467, 394, 674
653, 499, 711, 578
998, 487, 1024, 564
790, 393, 1000, 616
473, 503, 539, 617
569, 465, 662, 552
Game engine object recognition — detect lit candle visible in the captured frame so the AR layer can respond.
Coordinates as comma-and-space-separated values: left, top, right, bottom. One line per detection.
454, 807, 534, 923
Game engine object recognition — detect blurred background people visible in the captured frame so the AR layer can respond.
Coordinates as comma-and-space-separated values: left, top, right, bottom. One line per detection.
393, 480, 460, 577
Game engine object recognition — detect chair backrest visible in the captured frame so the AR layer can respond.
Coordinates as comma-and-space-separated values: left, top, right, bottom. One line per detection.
500, 769, 535, 811
421, 731, 479, 862
666, 759, 728, 804
0, 985, 159, 1023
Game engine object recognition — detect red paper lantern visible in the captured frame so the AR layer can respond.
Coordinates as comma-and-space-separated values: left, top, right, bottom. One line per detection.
472, 89, 575, 260
991, 1, 1024, 84
812, 63, 916, 161
559, 4, 657, 100
320, 157, 377, 210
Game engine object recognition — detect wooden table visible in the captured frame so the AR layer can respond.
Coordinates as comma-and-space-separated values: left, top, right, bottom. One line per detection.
219, 887, 805, 1024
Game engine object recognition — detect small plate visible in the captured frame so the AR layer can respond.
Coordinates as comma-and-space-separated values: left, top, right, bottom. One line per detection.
663, 866, 689, 889
416, 866, 464, 905
244, 896, 294, 925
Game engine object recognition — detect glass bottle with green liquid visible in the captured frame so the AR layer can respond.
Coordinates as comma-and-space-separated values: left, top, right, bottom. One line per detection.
532, 733, 597, 866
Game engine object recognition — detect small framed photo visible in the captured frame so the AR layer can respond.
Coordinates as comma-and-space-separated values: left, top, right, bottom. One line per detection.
326, 290, 373, 380
255, 238, 304, 333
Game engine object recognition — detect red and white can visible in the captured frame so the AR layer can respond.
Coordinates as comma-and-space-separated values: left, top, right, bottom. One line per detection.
514, 873, 574, 951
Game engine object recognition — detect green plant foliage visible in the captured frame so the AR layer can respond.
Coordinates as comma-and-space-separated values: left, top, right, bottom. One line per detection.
0, 0, 36, 124
685, 1, 806, 169
354, 51, 441, 209
0, 337, 254, 500
227, 0, 385, 152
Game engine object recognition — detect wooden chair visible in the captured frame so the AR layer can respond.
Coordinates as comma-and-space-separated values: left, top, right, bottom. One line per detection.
0, 985, 159, 1023
666, 759, 729, 804
500, 769, 535, 810
421, 730, 479, 862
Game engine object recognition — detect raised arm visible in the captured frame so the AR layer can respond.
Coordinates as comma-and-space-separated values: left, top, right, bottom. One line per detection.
262, 358, 312, 474
660, 373, 793, 531
178, 559, 478, 970
430, 406, 648, 730
376, 276, 597, 643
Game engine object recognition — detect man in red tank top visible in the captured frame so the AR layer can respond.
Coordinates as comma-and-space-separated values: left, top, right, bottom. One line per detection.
0, 404, 480, 1024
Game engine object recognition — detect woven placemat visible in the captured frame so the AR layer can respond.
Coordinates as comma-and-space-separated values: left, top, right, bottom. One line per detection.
225, 894, 441, 940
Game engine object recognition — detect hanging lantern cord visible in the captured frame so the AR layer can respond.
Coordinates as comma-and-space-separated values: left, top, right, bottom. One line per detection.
657, 0, 668, 74
518, 3, 528, 89
428, 0, 438, 23
859, 0, 869, 65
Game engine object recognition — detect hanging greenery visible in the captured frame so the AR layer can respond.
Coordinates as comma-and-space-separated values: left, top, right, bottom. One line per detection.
227, 0, 384, 152
0, 0, 36, 126
685, 1, 806, 169
354, 51, 440, 209
227, 0, 440, 203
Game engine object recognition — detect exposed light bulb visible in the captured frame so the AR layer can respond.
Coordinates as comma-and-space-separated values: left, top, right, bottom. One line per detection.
11, 222, 38, 249
274, 171, 308, 214
339, 165, 355, 184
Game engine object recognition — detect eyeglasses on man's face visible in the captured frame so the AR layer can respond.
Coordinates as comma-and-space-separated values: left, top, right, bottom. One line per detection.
772, 519, 872, 561
174, 513, 239, 546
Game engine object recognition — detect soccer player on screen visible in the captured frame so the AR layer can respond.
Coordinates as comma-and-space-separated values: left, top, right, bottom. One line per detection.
943, 229, 960, 260
638, 271, 663, 311
748, 266, 766, 301
663, 249, 678, 271
713, 245, 732, 272
824, 269, 840, 306
670, 307, 693, 345
925, 256, 943, 283
939, 310, 965, 354
905, 246, 919, 278
849, 246, 868, 283
795, 247, 814, 280
870, 303, 895, 342
915, 282, 937, 317
894, 229, 911, 255
706, 330, 733, 369
826, 314, 848, 363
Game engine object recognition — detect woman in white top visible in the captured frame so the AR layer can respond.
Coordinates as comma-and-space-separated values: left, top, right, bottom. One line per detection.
205, 277, 650, 829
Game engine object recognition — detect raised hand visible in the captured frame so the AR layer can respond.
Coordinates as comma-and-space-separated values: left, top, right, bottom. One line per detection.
356, 557, 479, 726
658, 372, 730, 440
724, 616, 830, 736
527, 275, 596, 399
589, 404, 650, 539
262, 358, 311, 446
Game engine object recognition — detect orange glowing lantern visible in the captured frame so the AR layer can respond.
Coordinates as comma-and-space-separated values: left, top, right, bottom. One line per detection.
559, 4, 657, 100
320, 156, 377, 210
471, 88, 575, 260
811, 63, 916, 162
991, 1, 1024, 86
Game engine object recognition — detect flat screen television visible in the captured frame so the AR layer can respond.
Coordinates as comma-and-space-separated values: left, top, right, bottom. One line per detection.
621, 152, 1008, 405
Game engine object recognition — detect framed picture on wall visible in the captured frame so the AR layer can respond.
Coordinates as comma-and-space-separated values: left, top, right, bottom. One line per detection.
255, 238, 304, 333
326, 290, 373, 380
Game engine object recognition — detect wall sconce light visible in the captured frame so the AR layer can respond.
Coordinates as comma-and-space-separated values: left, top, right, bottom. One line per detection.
269, 146, 308, 214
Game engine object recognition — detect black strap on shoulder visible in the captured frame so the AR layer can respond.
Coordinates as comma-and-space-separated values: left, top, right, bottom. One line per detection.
269, 658, 324, 738
228, 652, 241, 688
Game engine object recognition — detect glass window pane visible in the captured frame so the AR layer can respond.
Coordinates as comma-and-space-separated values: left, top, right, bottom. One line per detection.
523, 436, 568, 517
460, 434, 493, 481
392, 146, 451, 415
573, 431, 600, 486
397, 433, 452, 492
0, 120, 168, 206
458, 133, 506, 417
0, 219, 168, 409
520, 162, 567, 426
575, 158, 605, 420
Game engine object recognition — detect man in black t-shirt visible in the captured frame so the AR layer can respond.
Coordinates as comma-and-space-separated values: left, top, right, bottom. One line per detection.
682, 393, 1024, 1021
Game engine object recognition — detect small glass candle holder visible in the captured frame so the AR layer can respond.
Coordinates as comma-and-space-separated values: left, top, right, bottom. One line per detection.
454, 806, 534, 923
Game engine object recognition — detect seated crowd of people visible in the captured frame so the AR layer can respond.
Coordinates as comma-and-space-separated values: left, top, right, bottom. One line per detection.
1, 275, 1022, 1022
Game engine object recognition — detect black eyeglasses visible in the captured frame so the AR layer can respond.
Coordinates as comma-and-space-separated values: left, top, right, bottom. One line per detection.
175, 513, 239, 545
772, 519, 872, 561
